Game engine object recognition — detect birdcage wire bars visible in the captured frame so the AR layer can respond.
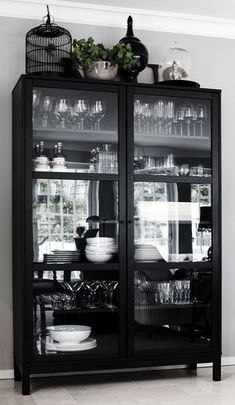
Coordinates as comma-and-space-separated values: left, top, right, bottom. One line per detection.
25, 6, 72, 76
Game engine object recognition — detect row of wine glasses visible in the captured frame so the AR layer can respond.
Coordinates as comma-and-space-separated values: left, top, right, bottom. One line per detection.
33, 90, 107, 131
48, 280, 119, 310
137, 279, 192, 305
134, 99, 208, 137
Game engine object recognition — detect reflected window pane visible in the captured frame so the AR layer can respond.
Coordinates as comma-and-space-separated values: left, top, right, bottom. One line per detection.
33, 179, 119, 263
134, 182, 211, 262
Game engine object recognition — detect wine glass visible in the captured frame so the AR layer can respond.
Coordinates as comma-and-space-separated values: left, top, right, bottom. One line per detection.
100, 280, 109, 307
107, 281, 119, 309
142, 103, 151, 133
54, 98, 71, 129
95, 100, 107, 131
134, 100, 143, 133
178, 106, 185, 136
32, 89, 41, 125
39, 96, 54, 128
72, 99, 89, 130
197, 105, 207, 137
84, 281, 100, 308
184, 104, 193, 137
153, 100, 164, 135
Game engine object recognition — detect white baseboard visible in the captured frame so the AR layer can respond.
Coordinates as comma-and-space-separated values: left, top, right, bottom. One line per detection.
0, 369, 14, 379
0, 357, 234, 380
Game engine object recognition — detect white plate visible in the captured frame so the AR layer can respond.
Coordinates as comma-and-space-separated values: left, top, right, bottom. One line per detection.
46, 337, 97, 352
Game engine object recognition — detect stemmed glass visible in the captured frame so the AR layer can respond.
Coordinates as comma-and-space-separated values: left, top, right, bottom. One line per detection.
54, 98, 71, 129
197, 105, 207, 137
178, 106, 185, 136
84, 281, 100, 308
39, 96, 54, 128
107, 281, 119, 309
142, 103, 151, 133
32, 89, 41, 125
72, 99, 89, 130
164, 101, 175, 135
100, 280, 109, 307
134, 99, 143, 133
94, 100, 106, 131
184, 105, 193, 137
153, 100, 164, 135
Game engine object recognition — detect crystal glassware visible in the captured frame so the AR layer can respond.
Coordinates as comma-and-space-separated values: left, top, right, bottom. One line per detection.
39, 96, 54, 128
107, 281, 119, 308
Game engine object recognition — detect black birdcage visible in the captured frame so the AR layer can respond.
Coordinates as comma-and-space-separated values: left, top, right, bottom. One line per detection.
26, 6, 72, 76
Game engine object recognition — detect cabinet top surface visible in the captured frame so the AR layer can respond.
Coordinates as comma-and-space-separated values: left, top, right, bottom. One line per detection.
13, 74, 221, 94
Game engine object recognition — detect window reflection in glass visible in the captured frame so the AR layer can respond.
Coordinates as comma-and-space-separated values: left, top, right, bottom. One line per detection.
134, 182, 211, 262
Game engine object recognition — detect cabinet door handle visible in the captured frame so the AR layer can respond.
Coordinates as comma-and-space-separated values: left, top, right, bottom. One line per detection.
128, 220, 132, 224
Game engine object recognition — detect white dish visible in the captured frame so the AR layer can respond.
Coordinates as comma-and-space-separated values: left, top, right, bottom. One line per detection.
85, 252, 113, 263
46, 336, 97, 352
47, 325, 91, 344
86, 237, 115, 246
85, 247, 115, 254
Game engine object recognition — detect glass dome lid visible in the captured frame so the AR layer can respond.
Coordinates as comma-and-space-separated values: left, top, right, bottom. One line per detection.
162, 41, 191, 81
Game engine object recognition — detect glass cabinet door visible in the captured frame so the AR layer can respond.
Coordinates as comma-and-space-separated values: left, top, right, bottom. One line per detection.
131, 91, 214, 355
31, 84, 125, 360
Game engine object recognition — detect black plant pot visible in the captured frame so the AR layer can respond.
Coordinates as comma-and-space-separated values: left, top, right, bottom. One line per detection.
74, 237, 86, 254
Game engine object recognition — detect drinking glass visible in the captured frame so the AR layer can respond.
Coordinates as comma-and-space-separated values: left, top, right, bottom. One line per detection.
32, 89, 41, 125
107, 281, 119, 308
153, 100, 164, 135
197, 105, 207, 137
72, 99, 89, 130
100, 280, 109, 307
39, 96, 54, 128
54, 98, 71, 129
142, 103, 151, 133
165, 101, 175, 135
84, 281, 100, 308
178, 106, 185, 136
134, 99, 143, 133
95, 100, 106, 131
184, 104, 193, 137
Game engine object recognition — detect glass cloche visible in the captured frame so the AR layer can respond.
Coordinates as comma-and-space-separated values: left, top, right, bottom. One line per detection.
162, 41, 191, 81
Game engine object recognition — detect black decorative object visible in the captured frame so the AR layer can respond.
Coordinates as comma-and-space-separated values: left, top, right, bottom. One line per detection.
156, 80, 200, 88
119, 15, 148, 82
25, 5, 72, 76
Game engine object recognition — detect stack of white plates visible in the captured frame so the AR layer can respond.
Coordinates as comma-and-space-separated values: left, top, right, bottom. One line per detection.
46, 336, 97, 352
44, 250, 80, 263
85, 237, 116, 263
135, 244, 163, 262
46, 324, 97, 352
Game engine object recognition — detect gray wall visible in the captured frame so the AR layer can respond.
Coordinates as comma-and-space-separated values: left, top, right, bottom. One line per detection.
0, 15, 233, 370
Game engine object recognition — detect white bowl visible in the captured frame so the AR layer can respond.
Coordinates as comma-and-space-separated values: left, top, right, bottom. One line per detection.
85, 252, 113, 263
86, 238, 115, 247
85, 246, 115, 254
47, 325, 91, 344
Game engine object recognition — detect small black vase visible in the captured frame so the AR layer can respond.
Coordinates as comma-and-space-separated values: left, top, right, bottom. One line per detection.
119, 15, 149, 82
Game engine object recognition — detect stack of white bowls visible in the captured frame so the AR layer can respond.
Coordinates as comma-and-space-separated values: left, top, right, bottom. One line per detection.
85, 237, 116, 263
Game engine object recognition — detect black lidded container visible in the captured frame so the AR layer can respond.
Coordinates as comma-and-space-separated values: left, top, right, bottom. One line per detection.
119, 15, 149, 82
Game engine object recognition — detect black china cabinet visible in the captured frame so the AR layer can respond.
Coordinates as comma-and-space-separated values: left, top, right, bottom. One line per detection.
12, 75, 221, 394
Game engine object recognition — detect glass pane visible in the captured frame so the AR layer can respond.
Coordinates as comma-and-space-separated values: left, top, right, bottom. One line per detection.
134, 269, 212, 352
33, 179, 119, 263
134, 95, 211, 177
32, 88, 118, 174
33, 270, 120, 357
134, 182, 211, 262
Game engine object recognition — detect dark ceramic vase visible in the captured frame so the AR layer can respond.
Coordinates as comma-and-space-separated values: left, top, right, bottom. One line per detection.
119, 15, 149, 82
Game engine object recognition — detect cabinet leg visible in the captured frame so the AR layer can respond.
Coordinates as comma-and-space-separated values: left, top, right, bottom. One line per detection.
213, 357, 221, 381
14, 357, 21, 381
22, 367, 30, 395
188, 363, 197, 371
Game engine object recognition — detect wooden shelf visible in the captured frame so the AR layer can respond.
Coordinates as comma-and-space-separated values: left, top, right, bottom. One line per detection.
135, 133, 210, 150
33, 171, 118, 181
33, 127, 118, 144
134, 174, 212, 183
33, 262, 119, 271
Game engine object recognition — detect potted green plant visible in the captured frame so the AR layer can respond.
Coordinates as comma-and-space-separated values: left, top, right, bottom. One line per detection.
72, 37, 140, 80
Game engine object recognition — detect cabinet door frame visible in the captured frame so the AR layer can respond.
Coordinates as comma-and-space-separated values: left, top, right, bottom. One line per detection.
21, 76, 128, 363
126, 85, 221, 358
